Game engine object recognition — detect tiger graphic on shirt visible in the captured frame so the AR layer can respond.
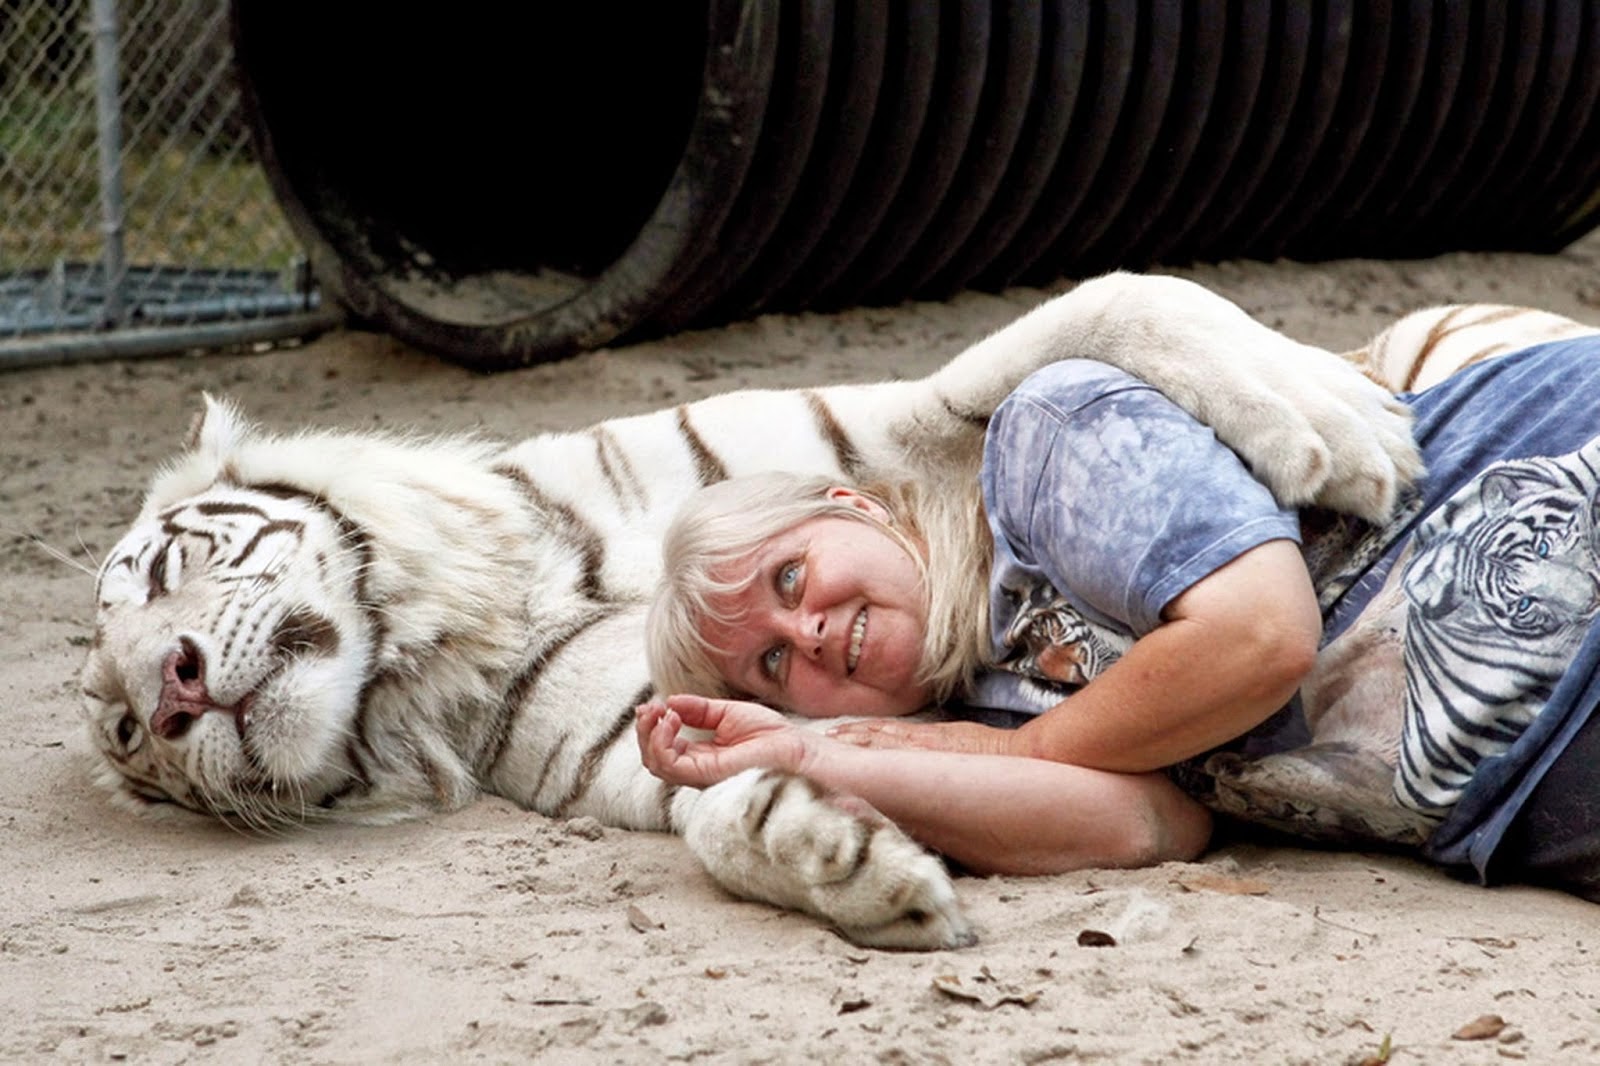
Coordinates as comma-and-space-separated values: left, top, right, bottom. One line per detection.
1396, 437, 1600, 817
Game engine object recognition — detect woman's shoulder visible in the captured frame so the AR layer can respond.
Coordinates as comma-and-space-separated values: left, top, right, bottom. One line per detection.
1001, 359, 1156, 420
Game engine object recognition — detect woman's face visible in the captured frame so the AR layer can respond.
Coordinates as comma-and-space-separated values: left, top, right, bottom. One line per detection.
702, 507, 931, 718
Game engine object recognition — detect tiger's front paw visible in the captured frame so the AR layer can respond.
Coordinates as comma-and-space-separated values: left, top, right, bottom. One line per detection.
1284, 352, 1423, 524
687, 770, 975, 950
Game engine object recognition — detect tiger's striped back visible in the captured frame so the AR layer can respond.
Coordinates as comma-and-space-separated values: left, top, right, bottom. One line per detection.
1350, 304, 1600, 393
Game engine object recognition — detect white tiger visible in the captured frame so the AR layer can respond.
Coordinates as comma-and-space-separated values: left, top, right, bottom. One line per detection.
82, 272, 1559, 949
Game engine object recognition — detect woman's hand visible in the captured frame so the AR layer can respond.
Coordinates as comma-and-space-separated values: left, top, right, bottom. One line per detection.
827, 718, 1016, 756
635, 694, 815, 789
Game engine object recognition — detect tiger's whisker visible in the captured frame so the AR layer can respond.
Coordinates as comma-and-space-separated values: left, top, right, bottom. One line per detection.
4, 526, 100, 579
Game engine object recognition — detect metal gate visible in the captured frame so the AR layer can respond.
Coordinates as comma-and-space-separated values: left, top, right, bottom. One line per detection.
0, 0, 337, 369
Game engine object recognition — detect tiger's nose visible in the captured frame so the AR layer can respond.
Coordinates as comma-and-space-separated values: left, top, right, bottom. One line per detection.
151, 638, 211, 739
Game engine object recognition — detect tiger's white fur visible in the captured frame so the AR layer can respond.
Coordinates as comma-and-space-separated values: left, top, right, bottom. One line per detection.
1356, 303, 1600, 392
81, 273, 1579, 948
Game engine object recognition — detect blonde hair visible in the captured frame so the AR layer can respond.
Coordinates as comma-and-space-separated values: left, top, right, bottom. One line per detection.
646, 470, 993, 711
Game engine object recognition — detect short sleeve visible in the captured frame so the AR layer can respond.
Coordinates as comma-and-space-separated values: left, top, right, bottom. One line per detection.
982, 360, 1301, 636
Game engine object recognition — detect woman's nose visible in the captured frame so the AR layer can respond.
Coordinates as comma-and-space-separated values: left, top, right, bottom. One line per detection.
789, 610, 826, 659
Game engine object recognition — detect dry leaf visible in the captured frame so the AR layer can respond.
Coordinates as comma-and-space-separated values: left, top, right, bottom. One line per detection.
1452, 1014, 1507, 1041
703, 967, 727, 979
1076, 929, 1117, 948
626, 904, 662, 933
1174, 873, 1272, 896
931, 974, 1040, 1010
1469, 936, 1517, 950
837, 998, 871, 1015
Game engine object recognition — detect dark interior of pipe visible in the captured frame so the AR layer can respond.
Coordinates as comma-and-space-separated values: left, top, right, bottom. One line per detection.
232, 1, 1600, 369
234, 3, 704, 281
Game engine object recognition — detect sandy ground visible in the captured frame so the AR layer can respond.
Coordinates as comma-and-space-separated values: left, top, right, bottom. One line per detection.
4, 233, 1600, 1065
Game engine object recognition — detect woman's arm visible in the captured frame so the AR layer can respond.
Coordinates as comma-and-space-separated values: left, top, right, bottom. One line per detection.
836, 354, 1326, 772
1013, 538, 1319, 771
637, 695, 1212, 876
831, 538, 1321, 773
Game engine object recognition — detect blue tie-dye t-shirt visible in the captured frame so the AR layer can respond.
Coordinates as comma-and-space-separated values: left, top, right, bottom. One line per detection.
967, 338, 1600, 884
971, 358, 1301, 714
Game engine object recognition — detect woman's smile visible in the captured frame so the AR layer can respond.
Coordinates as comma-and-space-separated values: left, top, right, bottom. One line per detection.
847, 606, 866, 674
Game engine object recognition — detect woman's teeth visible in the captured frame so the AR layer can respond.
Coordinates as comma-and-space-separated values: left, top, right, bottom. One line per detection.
847, 608, 866, 672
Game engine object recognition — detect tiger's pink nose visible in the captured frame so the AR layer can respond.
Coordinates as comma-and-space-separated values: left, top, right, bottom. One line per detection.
151, 639, 211, 740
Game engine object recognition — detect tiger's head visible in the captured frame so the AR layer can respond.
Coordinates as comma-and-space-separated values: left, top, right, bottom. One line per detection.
83, 482, 375, 825
1405, 457, 1600, 646
81, 397, 538, 827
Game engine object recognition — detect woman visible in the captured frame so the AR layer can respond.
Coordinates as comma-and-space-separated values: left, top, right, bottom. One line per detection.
638, 334, 1600, 896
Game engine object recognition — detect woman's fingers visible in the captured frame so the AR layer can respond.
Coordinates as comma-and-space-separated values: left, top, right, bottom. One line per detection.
634, 702, 662, 762
634, 701, 689, 772
663, 692, 719, 729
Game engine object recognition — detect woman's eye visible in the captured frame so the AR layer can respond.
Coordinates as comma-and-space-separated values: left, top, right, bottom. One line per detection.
762, 645, 787, 682
776, 560, 803, 602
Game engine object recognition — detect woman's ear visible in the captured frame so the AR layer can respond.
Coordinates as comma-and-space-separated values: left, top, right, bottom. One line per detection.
826, 486, 891, 521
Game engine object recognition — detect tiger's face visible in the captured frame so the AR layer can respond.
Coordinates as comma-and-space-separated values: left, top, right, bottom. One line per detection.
81, 485, 375, 827
1405, 466, 1600, 643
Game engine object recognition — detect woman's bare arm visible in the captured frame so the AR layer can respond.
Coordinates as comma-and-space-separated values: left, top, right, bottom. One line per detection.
831, 539, 1321, 773
637, 696, 1212, 876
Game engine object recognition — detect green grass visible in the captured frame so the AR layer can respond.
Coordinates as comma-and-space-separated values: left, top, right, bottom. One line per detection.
1, 82, 299, 273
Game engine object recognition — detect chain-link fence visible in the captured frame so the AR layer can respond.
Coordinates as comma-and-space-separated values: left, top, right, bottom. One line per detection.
0, 0, 338, 368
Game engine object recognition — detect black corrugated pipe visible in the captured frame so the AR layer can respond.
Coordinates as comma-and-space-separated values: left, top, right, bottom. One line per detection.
232, 1, 1600, 371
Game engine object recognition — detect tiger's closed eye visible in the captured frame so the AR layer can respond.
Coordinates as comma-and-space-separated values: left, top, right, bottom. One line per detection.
115, 712, 143, 753
147, 537, 184, 599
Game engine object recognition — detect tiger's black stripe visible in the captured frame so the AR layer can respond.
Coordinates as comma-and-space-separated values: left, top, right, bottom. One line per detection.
493, 463, 608, 602
525, 734, 570, 811
751, 770, 788, 836
1411, 307, 1531, 391
551, 684, 651, 818
194, 501, 274, 518
655, 779, 679, 830
479, 606, 620, 780
804, 390, 865, 478
243, 480, 388, 796
590, 426, 647, 512
227, 519, 305, 568
675, 405, 729, 485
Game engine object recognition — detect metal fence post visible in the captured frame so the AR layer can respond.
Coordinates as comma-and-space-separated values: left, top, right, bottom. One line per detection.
90, 0, 128, 327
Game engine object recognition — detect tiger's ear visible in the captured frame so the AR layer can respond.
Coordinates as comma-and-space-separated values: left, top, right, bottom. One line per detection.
1478, 465, 1546, 515
185, 393, 253, 457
